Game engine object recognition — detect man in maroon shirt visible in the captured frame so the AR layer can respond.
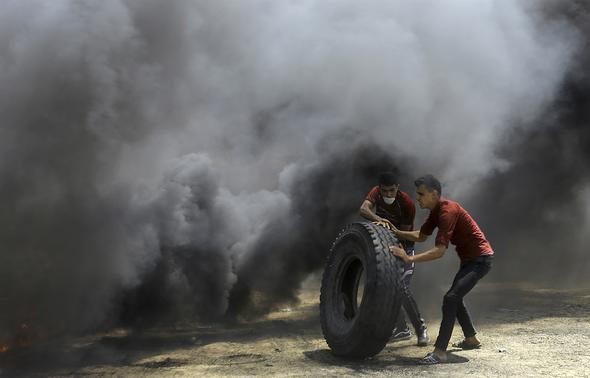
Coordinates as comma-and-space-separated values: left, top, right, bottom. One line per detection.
390, 174, 494, 364
360, 172, 429, 346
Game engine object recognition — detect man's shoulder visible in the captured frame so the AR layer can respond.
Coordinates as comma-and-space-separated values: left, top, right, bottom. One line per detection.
365, 186, 380, 201
398, 191, 414, 205
440, 198, 459, 208
367, 186, 380, 195
439, 198, 466, 217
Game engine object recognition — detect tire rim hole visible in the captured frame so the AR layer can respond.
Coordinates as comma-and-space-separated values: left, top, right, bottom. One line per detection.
339, 258, 365, 321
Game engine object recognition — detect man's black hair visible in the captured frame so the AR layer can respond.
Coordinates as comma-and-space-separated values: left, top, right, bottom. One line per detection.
378, 172, 398, 186
414, 174, 442, 194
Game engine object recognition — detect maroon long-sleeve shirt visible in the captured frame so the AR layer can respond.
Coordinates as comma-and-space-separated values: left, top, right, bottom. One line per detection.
420, 198, 494, 264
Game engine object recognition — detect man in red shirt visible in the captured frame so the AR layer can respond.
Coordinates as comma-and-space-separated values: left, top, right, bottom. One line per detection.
390, 174, 494, 364
360, 172, 429, 346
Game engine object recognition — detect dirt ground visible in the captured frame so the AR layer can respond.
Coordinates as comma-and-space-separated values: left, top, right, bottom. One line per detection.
1, 282, 589, 377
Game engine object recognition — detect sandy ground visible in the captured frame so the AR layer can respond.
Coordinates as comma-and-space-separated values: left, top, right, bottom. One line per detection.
1, 283, 590, 377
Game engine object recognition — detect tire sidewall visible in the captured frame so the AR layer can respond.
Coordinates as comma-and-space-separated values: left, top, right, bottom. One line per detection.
320, 222, 401, 358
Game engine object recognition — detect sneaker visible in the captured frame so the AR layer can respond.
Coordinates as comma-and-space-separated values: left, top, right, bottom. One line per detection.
418, 352, 446, 365
390, 327, 412, 342
417, 327, 430, 346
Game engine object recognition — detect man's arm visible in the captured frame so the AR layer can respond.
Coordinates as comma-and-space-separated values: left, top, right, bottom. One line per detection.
399, 224, 413, 231
390, 244, 446, 263
392, 228, 428, 242
360, 200, 394, 229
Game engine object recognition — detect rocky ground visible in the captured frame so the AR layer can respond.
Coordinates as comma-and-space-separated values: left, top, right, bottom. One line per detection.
1, 282, 589, 377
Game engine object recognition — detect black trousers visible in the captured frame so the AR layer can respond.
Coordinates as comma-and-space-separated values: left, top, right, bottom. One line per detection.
434, 255, 493, 351
396, 247, 427, 333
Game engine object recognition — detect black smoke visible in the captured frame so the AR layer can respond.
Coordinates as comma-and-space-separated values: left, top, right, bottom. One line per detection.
0, 0, 587, 344
466, 0, 590, 285
225, 132, 413, 318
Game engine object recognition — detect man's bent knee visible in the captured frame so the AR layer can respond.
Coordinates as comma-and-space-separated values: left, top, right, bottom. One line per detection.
442, 292, 460, 308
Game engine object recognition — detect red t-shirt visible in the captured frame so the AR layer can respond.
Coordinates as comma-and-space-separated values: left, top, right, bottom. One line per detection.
420, 198, 494, 264
366, 186, 415, 228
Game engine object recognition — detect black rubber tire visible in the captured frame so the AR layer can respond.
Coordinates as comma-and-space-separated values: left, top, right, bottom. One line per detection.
320, 222, 402, 358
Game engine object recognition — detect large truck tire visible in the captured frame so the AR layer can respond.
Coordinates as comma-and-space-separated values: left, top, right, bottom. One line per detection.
320, 222, 402, 358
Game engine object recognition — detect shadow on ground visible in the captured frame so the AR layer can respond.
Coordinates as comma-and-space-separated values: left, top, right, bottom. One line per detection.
0, 305, 321, 376
304, 348, 468, 372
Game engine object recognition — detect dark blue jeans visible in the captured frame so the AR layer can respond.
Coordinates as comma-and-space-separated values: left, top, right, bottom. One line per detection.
396, 247, 427, 333
434, 255, 493, 350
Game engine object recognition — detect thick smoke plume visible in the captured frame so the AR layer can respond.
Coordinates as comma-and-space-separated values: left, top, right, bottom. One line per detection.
465, 0, 590, 286
0, 0, 586, 339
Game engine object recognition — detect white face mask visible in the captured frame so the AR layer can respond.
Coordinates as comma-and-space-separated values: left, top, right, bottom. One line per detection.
383, 196, 396, 205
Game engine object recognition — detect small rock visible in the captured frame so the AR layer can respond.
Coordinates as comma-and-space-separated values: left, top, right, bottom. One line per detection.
190, 336, 203, 345
498, 348, 507, 353
274, 348, 282, 352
